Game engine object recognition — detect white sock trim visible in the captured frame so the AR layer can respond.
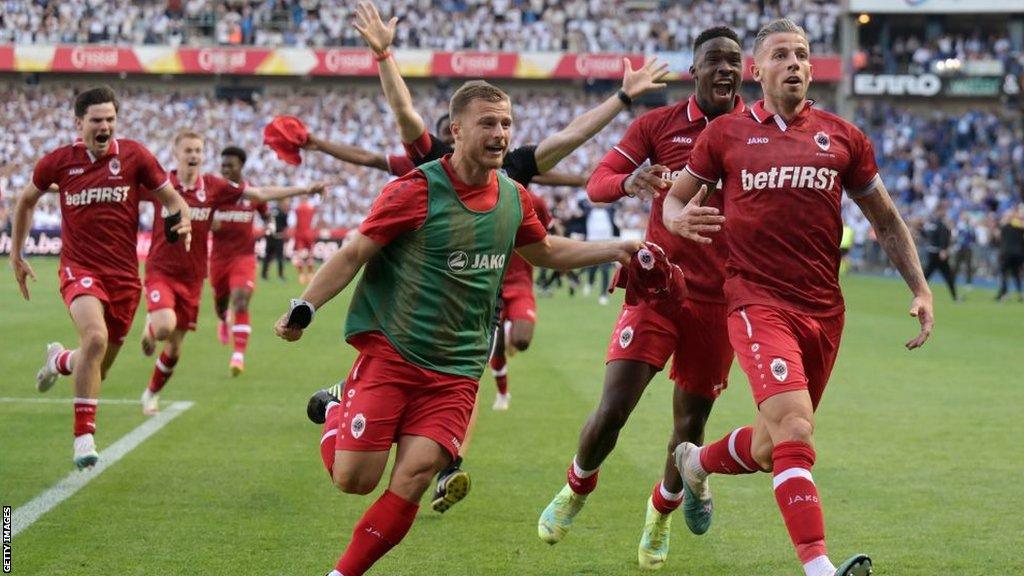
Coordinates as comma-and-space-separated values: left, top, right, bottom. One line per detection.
492, 366, 508, 377
328, 570, 344, 576
155, 358, 174, 374
728, 428, 755, 472
232, 324, 252, 334
658, 482, 684, 502
572, 456, 597, 479
772, 467, 814, 490
72, 397, 99, 406
802, 554, 836, 576
321, 428, 338, 445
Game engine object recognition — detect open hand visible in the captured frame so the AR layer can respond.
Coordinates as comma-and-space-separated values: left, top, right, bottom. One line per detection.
10, 256, 36, 300
621, 58, 669, 99
905, 293, 934, 350
354, 1, 396, 55
665, 185, 725, 244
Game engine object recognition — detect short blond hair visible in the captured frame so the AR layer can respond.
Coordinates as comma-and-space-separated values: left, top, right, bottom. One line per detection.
174, 130, 204, 146
753, 18, 809, 55
449, 80, 511, 119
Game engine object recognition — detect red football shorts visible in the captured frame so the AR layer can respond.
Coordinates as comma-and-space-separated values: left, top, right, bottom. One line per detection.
727, 305, 844, 408
606, 299, 733, 399
500, 282, 537, 323
333, 353, 478, 460
59, 266, 141, 345
209, 255, 257, 301
293, 232, 314, 253
144, 273, 203, 331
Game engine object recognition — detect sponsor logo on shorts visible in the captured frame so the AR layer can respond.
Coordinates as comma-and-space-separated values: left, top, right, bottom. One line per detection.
619, 326, 634, 349
751, 343, 760, 353
451, 437, 462, 450
770, 358, 788, 382
108, 158, 121, 176
80, 277, 94, 288
150, 289, 161, 303
351, 413, 366, 439
347, 388, 356, 399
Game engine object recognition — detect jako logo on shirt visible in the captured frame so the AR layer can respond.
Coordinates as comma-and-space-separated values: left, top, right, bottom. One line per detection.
448, 251, 506, 272
64, 186, 131, 206
741, 167, 839, 192
671, 136, 693, 145
747, 137, 769, 145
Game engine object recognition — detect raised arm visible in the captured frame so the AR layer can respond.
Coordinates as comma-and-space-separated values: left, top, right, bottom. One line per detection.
302, 134, 389, 172
274, 231, 382, 341
245, 182, 325, 203
532, 58, 668, 174
515, 234, 641, 270
354, 1, 426, 144
852, 181, 933, 349
9, 183, 48, 300
532, 170, 588, 188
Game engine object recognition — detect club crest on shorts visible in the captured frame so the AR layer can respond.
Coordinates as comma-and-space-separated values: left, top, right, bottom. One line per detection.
108, 158, 121, 176
80, 277, 94, 288
619, 326, 634, 349
150, 289, 160, 302
351, 413, 366, 439
813, 131, 830, 152
638, 248, 655, 270
447, 251, 469, 272
770, 358, 788, 382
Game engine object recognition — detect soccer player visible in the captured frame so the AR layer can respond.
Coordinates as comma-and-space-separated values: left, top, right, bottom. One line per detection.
663, 19, 933, 576
11, 86, 192, 469
353, 0, 668, 508
140, 131, 323, 415
293, 195, 317, 284
276, 80, 642, 576
210, 146, 269, 375
536, 26, 746, 569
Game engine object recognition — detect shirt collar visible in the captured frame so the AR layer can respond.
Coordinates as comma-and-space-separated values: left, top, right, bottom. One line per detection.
171, 169, 205, 193
73, 137, 120, 163
750, 99, 816, 131
685, 94, 746, 123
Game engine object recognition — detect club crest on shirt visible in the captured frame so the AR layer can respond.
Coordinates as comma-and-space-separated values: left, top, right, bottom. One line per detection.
619, 326, 634, 349
196, 189, 207, 203
108, 158, 121, 176
770, 358, 788, 382
813, 131, 830, 152
351, 413, 366, 439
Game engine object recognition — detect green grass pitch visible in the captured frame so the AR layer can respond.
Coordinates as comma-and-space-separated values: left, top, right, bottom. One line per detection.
2, 258, 1022, 575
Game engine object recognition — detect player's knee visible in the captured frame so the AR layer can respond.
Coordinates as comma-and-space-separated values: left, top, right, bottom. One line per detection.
675, 411, 710, 443
332, 470, 377, 495
595, 403, 632, 431
775, 413, 814, 444
80, 326, 108, 357
510, 336, 531, 352
231, 294, 250, 312
152, 324, 174, 341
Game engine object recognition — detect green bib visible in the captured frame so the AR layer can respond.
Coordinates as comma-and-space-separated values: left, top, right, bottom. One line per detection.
345, 159, 523, 378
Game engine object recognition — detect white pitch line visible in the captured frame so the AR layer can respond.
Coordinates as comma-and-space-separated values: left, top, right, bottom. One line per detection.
10, 400, 195, 538
0, 397, 142, 405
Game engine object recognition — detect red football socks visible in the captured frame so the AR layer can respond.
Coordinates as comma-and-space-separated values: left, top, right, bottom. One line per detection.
567, 458, 599, 495
232, 311, 251, 354
73, 398, 98, 436
320, 402, 341, 475
650, 481, 684, 514
148, 352, 178, 393
772, 441, 827, 564
54, 349, 75, 375
490, 352, 508, 395
334, 490, 419, 576
699, 426, 760, 475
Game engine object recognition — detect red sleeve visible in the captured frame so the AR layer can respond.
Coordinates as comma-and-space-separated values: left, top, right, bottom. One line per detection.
587, 148, 635, 202
402, 130, 434, 164
531, 192, 552, 228
515, 184, 548, 247
386, 154, 416, 176
358, 172, 429, 245
209, 175, 245, 207
611, 115, 650, 169
133, 143, 169, 192
842, 125, 880, 195
32, 150, 59, 191
685, 124, 723, 183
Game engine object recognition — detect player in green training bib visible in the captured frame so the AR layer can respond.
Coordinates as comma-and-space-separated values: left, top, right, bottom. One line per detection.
275, 79, 642, 576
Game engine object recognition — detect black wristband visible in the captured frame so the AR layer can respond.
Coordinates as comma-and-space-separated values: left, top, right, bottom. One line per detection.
617, 89, 633, 107
286, 298, 316, 329
164, 211, 181, 243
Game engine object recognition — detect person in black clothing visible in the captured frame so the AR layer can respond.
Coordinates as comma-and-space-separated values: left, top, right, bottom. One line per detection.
951, 212, 977, 287
921, 209, 959, 300
995, 205, 1024, 302
262, 199, 290, 281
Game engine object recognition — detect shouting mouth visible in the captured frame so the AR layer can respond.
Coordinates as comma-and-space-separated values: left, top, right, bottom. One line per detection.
712, 79, 735, 100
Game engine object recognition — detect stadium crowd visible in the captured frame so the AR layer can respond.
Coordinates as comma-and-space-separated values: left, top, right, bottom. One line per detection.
0, 0, 840, 53
2, 84, 1022, 284
860, 31, 1021, 75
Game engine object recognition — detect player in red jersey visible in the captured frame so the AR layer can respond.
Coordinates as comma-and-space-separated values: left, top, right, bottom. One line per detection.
537, 27, 745, 569
210, 146, 270, 376
140, 131, 323, 415
293, 196, 318, 284
663, 19, 933, 576
277, 80, 642, 576
10, 86, 192, 469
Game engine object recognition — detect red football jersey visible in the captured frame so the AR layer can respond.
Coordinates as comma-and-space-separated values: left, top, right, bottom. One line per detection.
503, 190, 552, 288
211, 184, 267, 262
685, 100, 880, 316
294, 201, 316, 235
32, 138, 168, 280
588, 95, 745, 303
147, 171, 245, 282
